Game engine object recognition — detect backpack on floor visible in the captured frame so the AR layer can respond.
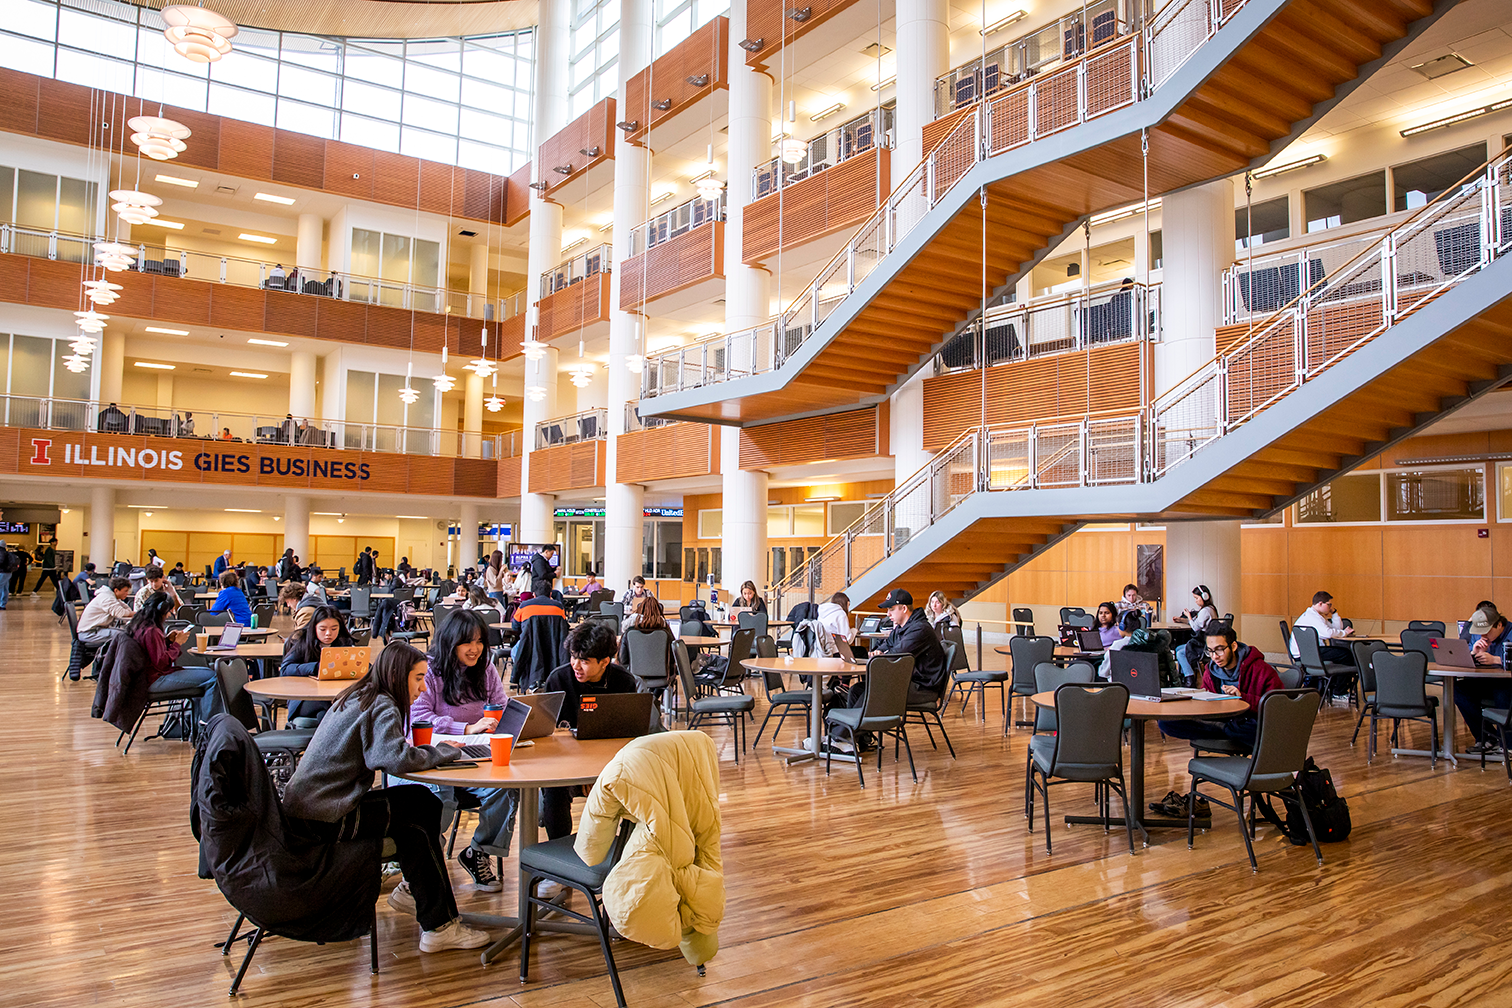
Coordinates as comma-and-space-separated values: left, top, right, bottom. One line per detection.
1258, 757, 1351, 845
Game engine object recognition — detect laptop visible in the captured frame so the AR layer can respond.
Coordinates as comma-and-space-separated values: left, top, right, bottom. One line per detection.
1427, 637, 1476, 668
1076, 629, 1105, 653
834, 638, 867, 666
728, 606, 754, 623
1109, 650, 1165, 702
204, 623, 243, 652
317, 645, 369, 680
573, 692, 657, 740
497, 692, 566, 740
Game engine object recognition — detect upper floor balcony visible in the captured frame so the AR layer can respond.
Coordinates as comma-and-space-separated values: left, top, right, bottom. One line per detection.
619, 195, 725, 310
617, 403, 719, 484
621, 17, 729, 145
753, 109, 891, 201
534, 407, 608, 450
538, 244, 613, 341
528, 408, 608, 493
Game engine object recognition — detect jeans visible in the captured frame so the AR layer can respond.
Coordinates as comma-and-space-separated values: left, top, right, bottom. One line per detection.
1157, 714, 1259, 752
0, 574, 8, 608
150, 666, 217, 724
1318, 644, 1356, 666
540, 787, 574, 840
428, 785, 520, 857
78, 626, 123, 648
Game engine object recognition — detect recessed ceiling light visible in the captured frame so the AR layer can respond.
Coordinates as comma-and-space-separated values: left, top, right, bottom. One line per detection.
145, 326, 190, 335
1251, 154, 1327, 178
224, 508, 262, 513
239, 233, 277, 244
134, 361, 175, 369
395, 515, 430, 519
1400, 98, 1512, 137
313, 512, 344, 516
230, 371, 269, 379
148, 220, 185, 229
870, 75, 896, 92
155, 174, 198, 188
253, 192, 296, 205
650, 191, 675, 206
247, 338, 289, 347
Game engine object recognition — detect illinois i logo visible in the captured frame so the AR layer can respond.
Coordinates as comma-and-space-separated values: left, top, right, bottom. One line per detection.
30, 439, 52, 465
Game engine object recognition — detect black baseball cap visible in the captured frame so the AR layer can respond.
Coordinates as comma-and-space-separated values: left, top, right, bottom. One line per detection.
883, 589, 913, 608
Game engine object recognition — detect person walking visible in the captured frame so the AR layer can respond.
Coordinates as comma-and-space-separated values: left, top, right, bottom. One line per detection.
31, 538, 62, 596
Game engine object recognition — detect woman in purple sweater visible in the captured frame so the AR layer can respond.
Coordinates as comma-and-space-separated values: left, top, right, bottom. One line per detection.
409, 609, 517, 893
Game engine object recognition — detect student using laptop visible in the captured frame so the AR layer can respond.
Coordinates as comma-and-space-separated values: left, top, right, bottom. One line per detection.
1097, 610, 1142, 677
1155, 624, 1280, 754
1455, 614, 1511, 755
540, 621, 638, 840
280, 605, 355, 723
1094, 602, 1122, 647
409, 609, 517, 893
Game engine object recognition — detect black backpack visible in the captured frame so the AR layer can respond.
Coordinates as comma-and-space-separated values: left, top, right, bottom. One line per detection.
1258, 757, 1351, 845
0, 550, 12, 574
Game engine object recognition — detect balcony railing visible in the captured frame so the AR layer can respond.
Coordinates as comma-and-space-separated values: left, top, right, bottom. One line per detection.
0, 223, 524, 322
2, 394, 520, 461
644, 0, 1207, 400
753, 108, 890, 200
628, 195, 724, 257
540, 244, 612, 300
1221, 226, 1401, 323
623, 402, 682, 432
934, 281, 1159, 373
773, 145, 1512, 608
533, 407, 608, 450
934, 0, 1127, 118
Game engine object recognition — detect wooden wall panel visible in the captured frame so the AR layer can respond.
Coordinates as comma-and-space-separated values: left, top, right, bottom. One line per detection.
616, 424, 720, 483
497, 313, 526, 358
504, 163, 533, 227
922, 342, 1146, 450
207, 283, 266, 331
922, 107, 974, 160
538, 272, 611, 340
538, 99, 615, 197
497, 455, 522, 497
262, 290, 319, 338
739, 404, 887, 468
527, 441, 604, 493
623, 17, 728, 143
618, 222, 723, 310
0, 68, 508, 223
151, 278, 212, 326
742, 0, 863, 69
743, 148, 886, 263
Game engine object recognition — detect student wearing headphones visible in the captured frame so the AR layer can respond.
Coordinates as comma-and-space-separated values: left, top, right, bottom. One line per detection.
1175, 585, 1219, 634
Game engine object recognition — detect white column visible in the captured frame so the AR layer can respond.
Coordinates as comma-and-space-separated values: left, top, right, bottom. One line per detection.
458, 501, 481, 574
155, 373, 174, 410
723, 0, 773, 331
890, 374, 931, 482
289, 350, 317, 419
88, 486, 115, 569
469, 241, 491, 318
463, 371, 484, 458
519, 345, 560, 541
894, 0, 950, 170
1164, 520, 1242, 638
1155, 177, 1234, 397
283, 494, 310, 562
99, 331, 125, 404
296, 214, 324, 277
720, 425, 769, 594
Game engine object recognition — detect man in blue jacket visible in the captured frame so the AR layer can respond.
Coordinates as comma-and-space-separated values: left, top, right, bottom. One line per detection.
212, 549, 232, 578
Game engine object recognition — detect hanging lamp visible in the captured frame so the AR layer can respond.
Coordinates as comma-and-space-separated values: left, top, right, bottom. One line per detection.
161, 5, 238, 63
109, 189, 162, 226
127, 116, 192, 161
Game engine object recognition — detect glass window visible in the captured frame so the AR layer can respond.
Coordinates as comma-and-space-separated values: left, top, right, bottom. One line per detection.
1393, 143, 1487, 211
276, 98, 336, 138
766, 505, 791, 538
0, 167, 13, 223
0, 34, 56, 76
411, 238, 440, 289
380, 233, 411, 283
344, 45, 404, 87
1236, 196, 1289, 250
277, 62, 338, 105
351, 229, 381, 277
792, 504, 825, 537
1499, 463, 1512, 523
401, 126, 456, 161
56, 176, 96, 235
53, 341, 90, 399
208, 84, 275, 126
1304, 171, 1386, 233
828, 501, 868, 535
1387, 468, 1483, 521
342, 79, 402, 121
402, 93, 459, 133
209, 52, 278, 93
135, 70, 208, 111
340, 113, 400, 153
55, 48, 133, 92
697, 509, 721, 539
458, 139, 508, 171
9, 334, 51, 397
12, 0, 57, 41
642, 521, 655, 577
280, 35, 342, 74
408, 38, 461, 72
15, 170, 56, 229
345, 370, 376, 423
404, 61, 460, 102
1296, 474, 1380, 523
1149, 229, 1162, 270
658, 521, 682, 579
59, 8, 134, 59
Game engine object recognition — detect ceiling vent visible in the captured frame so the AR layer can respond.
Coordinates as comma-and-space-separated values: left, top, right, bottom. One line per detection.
1411, 53, 1472, 79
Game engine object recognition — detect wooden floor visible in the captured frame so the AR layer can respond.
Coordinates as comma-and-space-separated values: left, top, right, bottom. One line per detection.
6, 597, 1511, 1007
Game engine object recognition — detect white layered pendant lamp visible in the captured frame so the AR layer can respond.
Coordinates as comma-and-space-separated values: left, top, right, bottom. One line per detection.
432, 345, 457, 392
128, 116, 192, 160
484, 373, 504, 412
161, 5, 239, 63
398, 361, 420, 404
94, 242, 138, 272
109, 189, 162, 226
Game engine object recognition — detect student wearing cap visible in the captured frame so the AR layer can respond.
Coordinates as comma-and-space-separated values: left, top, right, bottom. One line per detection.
873, 589, 949, 705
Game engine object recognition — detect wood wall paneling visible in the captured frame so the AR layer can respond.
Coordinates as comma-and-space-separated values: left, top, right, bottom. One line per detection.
615, 424, 720, 483
504, 162, 533, 227
270, 129, 327, 189
527, 441, 604, 493
370, 150, 422, 208
322, 141, 377, 200
164, 107, 224, 172
497, 454, 522, 497
217, 119, 277, 181
617, 222, 723, 309
537, 271, 611, 340
743, 148, 886, 263
0, 69, 40, 135
538, 98, 616, 198
739, 404, 887, 468
623, 17, 728, 144
742, 0, 862, 68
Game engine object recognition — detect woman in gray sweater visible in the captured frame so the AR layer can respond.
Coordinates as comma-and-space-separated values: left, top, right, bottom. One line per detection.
282, 641, 491, 953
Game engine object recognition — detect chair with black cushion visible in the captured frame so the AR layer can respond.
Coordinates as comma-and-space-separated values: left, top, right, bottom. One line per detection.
1011, 607, 1035, 637
1059, 607, 1087, 626
1398, 629, 1438, 661
737, 610, 769, 639
675, 640, 754, 761
947, 630, 1006, 721
1006, 635, 1057, 735
1030, 661, 1095, 733
625, 625, 673, 697
346, 587, 372, 630
197, 610, 232, 628
1407, 620, 1447, 635
251, 602, 275, 628
213, 659, 315, 790
599, 601, 625, 621
1186, 689, 1324, 872
697, 627, 754, 699
1367, 650, 1440, 767
519, 820, 637, 1008
1480, 709, 1511, 781
1291, 625, 1354, 701
1024, 682, 1135, 855
905, 643, 957, 759
350, 628, 372, 647
825, 654, 916, 788
60, 592, 99, 681
1349, 639, 1389, 745
1064, 613, 1096, 631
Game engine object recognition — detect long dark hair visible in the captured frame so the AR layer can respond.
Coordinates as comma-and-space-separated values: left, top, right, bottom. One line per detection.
631, 594, 668, 632
287, 605, 353, 664
333, 640, 425, 722
1096, 602, 1118, 627
429, 608, 491, 707
488, 550, 503, 573
127, 591, 173, 636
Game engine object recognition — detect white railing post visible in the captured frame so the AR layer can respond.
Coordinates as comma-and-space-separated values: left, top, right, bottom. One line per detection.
1077, 61, 1088, 124
1294, 303, 1308, 382
1079, 420, 1089, 484
1381, 232, 1398, 320
1027, 425, 1039, 488
1028, 80, 1039, 139
1216, 358, 1230, 436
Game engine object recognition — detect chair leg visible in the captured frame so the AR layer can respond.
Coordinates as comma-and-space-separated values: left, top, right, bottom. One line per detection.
220, 912, 246, 954
228, 926, 265, 996
370, 912, 379, 974
916, 713, 937, 749
1232, 786, 1258, 872
753, 704, 780, 746
930, 712, 957, 759
1289, 782, 1324, 866
121, 707, 152, 755
1040, 775, 1052, 855
899, 725, 917, 782
1113, 775, 1135, 854
1351, 704, 1369, 745
1187, 780, 1199, 850
585, 894, 627, 1008
1429, 713, 1438, 770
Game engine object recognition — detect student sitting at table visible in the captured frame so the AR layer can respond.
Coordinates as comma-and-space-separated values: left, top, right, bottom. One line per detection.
925, 591, 959, 632
1115, 583, 1153, 618
77, 577, 134, 647
460, 586, 490, 610
304, 567, 330, 604
621, 574, 650, 607
134, 568, 182, 613
817, 592, 856, 649
1098, 610, 1141, 677
1157, 624, 1281, 754
281, 641, 491, 953
130, 590, 216, 726
1290, 590, 1356, 664
1460, 601, 1499, 644
1174, 584, 1219, 634
210, 570, 252, 625
1455, 614, 1511, 755
71, 562, 99, 597
735, 580, 768, 615
872, 589, 949, 706
409, 609, 518, 893
279, 604, 355, 724
1094, 601, 1122, 647
540, 621, 640, 840
618, 596, 675, 689
1102, 614, 1182, 687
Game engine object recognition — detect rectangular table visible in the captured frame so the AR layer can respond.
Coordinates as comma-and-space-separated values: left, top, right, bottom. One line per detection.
1389, 663, 1512, 765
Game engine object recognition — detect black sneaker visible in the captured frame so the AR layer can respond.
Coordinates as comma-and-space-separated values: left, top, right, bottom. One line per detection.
458, 847, 502, 893
1148, 790, 1184, 816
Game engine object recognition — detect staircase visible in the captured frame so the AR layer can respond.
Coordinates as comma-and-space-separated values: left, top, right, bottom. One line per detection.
772, 150, 1512, 610
639, 0, 1449, 426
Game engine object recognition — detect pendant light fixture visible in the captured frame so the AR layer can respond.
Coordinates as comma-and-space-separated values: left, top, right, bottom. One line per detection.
83, 279, 122, 305
432, 345, 456, 392
484, 372, 505, 412
780, 102, 805, 164
568, 336, 593, 387
525, 385, 547, 402
109, 189, 162, 226
398, 361, 420, 404
128, 116, 192, 161
73, 310, 110, 333
466, 325, 496, 377
161, 5, 238, 63
94, 242, 138, 272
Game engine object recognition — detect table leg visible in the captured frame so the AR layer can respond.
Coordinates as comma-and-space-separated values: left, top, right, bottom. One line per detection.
773, 672, 824, 763
1063, 720, 1199, 839
1391, 677, 1459, 765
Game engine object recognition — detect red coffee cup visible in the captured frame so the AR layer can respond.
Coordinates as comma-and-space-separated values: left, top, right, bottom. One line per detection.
490, 734, 514, 766
411, 721, 433, 746
483, 705, 505, 729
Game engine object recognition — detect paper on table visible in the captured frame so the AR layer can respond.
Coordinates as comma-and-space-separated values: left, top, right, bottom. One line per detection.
432, 732, 534, 751
1187, 690, 1230, 701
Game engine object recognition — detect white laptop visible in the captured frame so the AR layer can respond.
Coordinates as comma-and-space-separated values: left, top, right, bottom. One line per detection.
205, 623, 243, 652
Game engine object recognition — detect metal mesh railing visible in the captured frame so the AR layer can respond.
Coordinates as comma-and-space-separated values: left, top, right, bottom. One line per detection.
937, 281, 1159, 372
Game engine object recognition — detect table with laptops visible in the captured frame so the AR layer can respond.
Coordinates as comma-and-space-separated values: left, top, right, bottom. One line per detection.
1390, 635, 1512, 764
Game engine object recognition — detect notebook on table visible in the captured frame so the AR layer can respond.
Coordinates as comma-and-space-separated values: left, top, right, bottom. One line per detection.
573, 692, 657, 740
317, 645, 369, 680
204, 623, 243, 652
834, 638, 867, 666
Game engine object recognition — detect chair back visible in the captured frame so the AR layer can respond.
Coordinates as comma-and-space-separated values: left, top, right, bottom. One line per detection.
625, 626, 673, 686
473, 606, 501, 625
1048, 683, 1129, 777
856, 654, 914, 730
1373, 650, 1432, 714
1009, 635, 1057, 692
678, 604, 705, 621
213, 658, 262, 732
1244, 689, 1321, 791
1399, 630, 1438, 660
1290, 624, 1326, 670
179, 603, 205, 623
673, 641, 698, 713
1059, 606, 1087, 624
351, 628, 372, 647
737, 610, 770, 637
761, 669, 787, 697
391, 586, 415, 604
1276, 667, 1303, 690
347, 586, 372, 618
600, 601, 626, 620
939, 623, 969, 670
1406, 620, 1446, 635
252, 603, 275, 627
727, 627, 756, 668
1065, 613, 1095, 630
1032, 660, 1094, 732
587, 612, 620, 634
1278, 620, 1293, 653
755, 634, 777, 658
197, 610, 232, 628
263, 581, 278, 600
1011, 607, 1035, 636
63, 595, 82, 640
1349, 639, 1389, 696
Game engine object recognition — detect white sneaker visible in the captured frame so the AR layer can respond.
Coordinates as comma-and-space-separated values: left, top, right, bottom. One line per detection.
387, 881, 417, 915
535, 880, 566, 901
419, 918, 491, 952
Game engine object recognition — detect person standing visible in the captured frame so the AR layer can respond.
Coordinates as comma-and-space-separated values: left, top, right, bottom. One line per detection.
11, 544, 31, 596
213, 550, 233, 578
0, 541, 12, 610
529, 545, 557, 597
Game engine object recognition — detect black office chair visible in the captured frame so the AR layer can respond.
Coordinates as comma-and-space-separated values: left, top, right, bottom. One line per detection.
1025, 682, 1135, 855
1006, 635, 1057, 734
824, 654, 917, 788
675, 641, 754, 761
1367, 651, 1440, 768
213, 659, 315, 792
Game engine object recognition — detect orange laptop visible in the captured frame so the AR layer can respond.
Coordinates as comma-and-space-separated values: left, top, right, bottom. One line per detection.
317, 646, 370, 680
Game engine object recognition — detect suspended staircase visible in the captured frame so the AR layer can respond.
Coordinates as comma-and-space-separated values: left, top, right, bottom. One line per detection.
638, 0, 1450, 426
771, 151, 1512, 609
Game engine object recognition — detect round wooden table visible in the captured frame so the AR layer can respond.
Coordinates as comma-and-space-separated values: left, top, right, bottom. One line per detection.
243, 675, 363, 701
399, 732, 633, 964
190, 640, 288, 660
1030, 689, 1249, 839
680, 635, 732, 649
741, 656, 862, 764
1402, 664, 1512, 764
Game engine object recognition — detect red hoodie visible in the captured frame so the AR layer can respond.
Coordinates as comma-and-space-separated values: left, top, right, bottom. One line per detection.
1200, 643, 1282, 711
